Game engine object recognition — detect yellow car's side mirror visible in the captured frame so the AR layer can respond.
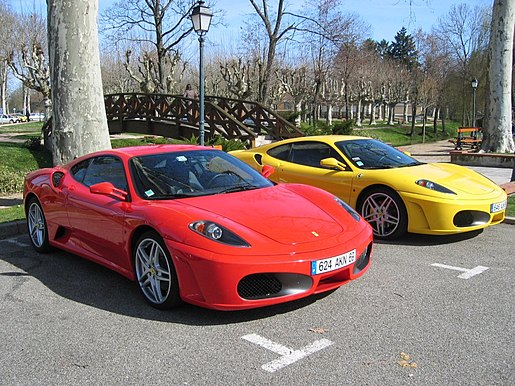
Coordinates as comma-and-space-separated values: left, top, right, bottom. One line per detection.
320, 158, 347, 171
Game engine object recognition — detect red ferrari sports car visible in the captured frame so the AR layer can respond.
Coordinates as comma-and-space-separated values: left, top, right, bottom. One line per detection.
24, 144, 373, 310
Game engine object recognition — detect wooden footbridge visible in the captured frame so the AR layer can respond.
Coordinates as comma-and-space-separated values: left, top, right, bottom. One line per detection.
104, 93, 303, 145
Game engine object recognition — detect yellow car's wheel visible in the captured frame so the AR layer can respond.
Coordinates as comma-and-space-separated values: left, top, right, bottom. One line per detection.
358, 187, 407, 240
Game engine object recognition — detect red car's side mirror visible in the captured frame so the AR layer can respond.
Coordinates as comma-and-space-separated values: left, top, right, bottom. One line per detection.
90, 182, 128, 201
261, 165, 275, 178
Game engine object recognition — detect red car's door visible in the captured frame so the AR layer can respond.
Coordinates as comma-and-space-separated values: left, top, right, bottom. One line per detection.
65, 156, 130, 268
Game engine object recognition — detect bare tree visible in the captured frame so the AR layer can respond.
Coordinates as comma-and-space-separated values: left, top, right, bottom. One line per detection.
276, 63, 312, 124
48, 0, 111, 165
8, 12, 50, 116
219, 58, 255, 100
483, 0, 515, 154
0, 1, 16, 114
433, 4, 490, 125
247, 0, 299, 105
100, 0, 193, 93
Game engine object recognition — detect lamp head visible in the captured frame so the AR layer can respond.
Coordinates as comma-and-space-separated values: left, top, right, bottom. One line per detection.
191, 1, 213, 34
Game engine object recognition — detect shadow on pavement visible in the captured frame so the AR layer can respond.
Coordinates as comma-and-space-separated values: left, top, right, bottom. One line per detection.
0, 237, 333, 325
376, 229, 484, 246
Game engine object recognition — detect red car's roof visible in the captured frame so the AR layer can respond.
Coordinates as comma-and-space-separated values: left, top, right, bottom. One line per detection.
64, 144, 208, 167
113, 144, 206, 157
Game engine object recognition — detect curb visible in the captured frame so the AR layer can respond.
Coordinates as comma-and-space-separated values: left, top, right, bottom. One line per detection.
0, 220, 26, 240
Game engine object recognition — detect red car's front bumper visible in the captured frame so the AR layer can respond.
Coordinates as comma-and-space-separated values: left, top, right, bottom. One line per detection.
165, 227, 372, 310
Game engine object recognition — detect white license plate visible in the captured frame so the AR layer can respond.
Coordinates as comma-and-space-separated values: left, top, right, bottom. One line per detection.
490, 200, 507, 213
311, 249, 356, 275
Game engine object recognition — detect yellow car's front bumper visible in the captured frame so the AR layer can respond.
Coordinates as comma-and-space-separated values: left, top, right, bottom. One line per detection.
401, 190, 507, 235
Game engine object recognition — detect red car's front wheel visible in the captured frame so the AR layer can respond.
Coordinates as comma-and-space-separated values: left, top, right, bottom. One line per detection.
133, 231, 181, 309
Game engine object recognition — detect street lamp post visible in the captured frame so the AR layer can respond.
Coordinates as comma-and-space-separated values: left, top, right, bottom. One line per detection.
191, 0, 212, 146
471, 78, 478, 127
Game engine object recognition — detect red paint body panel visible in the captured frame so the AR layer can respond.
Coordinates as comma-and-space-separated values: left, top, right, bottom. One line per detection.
24, 145, 373, 310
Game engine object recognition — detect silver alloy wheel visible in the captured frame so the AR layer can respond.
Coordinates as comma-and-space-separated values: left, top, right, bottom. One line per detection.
361, 192, 400, 238
28, 202, 46, 248
135, 237, 172, 305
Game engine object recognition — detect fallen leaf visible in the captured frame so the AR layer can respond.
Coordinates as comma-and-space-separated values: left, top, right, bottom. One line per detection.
309, 327, 328, 334
398, 352, 417, 368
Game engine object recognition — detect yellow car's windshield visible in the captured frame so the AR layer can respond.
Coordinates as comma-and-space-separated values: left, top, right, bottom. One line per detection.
335, 139, 422, 170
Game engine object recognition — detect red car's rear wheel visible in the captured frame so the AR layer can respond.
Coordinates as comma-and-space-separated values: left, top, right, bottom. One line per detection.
26, 198, 52, 253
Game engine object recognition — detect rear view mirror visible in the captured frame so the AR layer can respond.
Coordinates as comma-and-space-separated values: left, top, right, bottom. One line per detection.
320, 158, 346, 171
90, 182, 128, 201
261, 165, 275, 178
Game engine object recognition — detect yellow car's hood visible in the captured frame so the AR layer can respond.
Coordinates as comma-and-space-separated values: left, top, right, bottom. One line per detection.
385, 163, 500, 196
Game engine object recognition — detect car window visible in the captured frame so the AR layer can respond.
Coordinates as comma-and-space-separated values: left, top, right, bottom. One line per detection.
267, 143, 291, 161
290, 141, 345, 168
70, 159, 91, 183
81, 156, 128, 190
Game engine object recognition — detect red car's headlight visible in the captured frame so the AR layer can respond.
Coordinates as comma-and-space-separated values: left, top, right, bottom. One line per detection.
334, 197, 361, 222
189, 221, 250, 247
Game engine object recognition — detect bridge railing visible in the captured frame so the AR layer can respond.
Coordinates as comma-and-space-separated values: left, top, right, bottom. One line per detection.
104, 93, 303, 144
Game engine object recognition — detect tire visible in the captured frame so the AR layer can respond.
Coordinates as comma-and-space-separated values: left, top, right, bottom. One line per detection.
133, 231, 181, 309
26, 197, 52, 253
357, 187, 408, 240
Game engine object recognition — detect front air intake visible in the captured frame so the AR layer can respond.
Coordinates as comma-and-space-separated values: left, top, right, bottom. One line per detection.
238, 274, 282, 299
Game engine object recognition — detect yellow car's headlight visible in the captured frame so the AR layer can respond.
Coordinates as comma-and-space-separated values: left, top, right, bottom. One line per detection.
415, 179, 456, 195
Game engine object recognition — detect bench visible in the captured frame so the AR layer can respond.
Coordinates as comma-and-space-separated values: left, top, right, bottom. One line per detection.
449, 127, 482, 150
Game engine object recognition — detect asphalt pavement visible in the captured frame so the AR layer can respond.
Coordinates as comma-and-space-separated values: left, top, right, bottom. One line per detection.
0, 141, 514, 384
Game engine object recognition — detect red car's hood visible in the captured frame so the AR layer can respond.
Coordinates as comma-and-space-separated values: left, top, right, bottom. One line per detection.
183, 185, 344, 245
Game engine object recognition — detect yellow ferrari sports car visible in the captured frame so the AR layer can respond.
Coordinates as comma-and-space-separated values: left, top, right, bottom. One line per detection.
231, 135, 507, 240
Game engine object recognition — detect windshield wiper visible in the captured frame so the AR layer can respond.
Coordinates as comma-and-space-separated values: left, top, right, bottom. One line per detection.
398, 161, 424, 168
217, 184, 260, 194
363, 165, 397, 170
147, 192, 204, 200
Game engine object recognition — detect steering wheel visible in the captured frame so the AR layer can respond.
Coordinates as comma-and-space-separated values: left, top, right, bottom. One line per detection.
206, 171, 243, 188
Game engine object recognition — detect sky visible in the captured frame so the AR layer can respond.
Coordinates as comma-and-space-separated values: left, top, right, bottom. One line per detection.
11, 0, 493, 43
210, 0, 493, 42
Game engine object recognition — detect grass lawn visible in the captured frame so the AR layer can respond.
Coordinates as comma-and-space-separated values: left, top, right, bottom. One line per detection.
356, 123, 456, 147
0, 205, 24, 224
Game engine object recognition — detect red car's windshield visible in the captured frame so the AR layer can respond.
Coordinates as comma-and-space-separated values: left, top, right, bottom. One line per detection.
130, 149, 274, 199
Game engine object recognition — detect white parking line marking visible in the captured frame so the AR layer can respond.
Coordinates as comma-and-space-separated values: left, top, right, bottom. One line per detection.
1, 239, 30, 248
431, 263, 489, 279
241, 333, 333, 373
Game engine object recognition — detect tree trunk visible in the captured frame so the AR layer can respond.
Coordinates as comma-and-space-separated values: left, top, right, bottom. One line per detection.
369, 102, 376, 125
433, 107, 438, 134
387, 103, 396, 125
327, 104, 333, 126
48, 0, 111, 165
1, 62, 7, 114
356, 98, 362, 127
483, 0, 515, 153
409, 102, 417, 137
